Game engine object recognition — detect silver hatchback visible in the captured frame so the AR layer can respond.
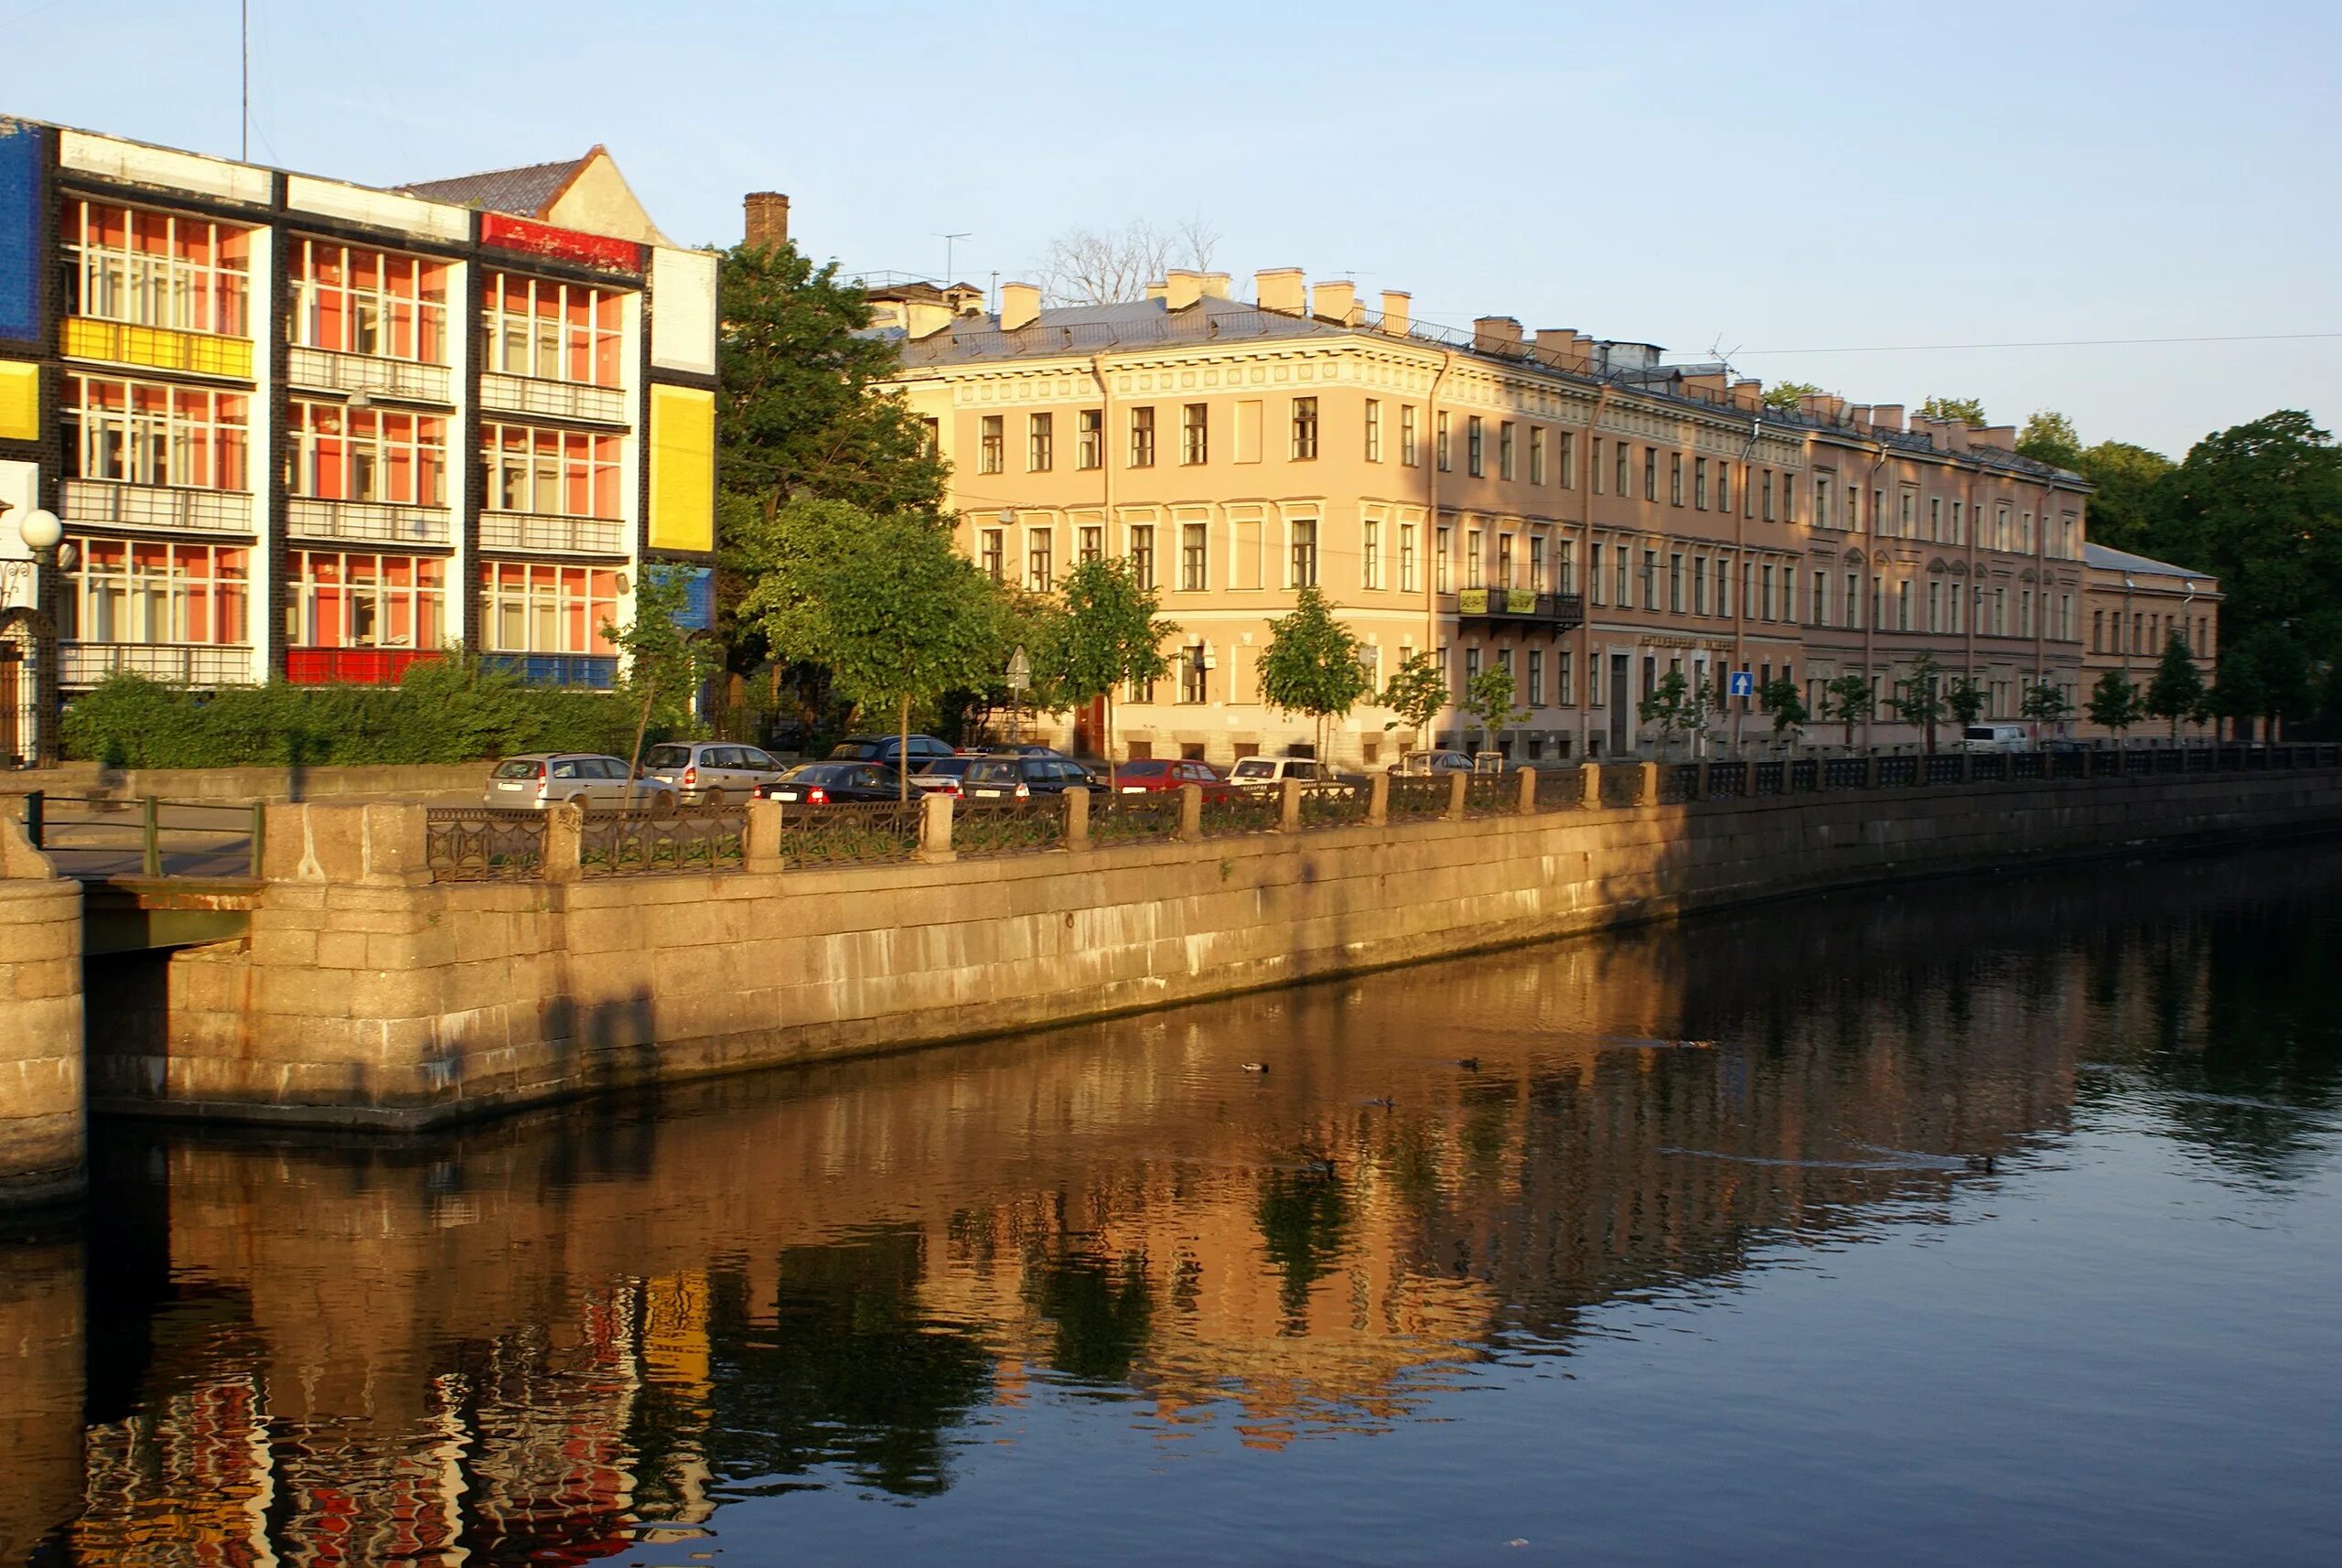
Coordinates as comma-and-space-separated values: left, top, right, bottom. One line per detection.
484, 754, 680, 814
640, 741, 788, 807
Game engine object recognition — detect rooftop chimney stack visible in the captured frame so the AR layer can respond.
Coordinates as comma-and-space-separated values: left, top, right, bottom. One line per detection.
744, 191, 790, 250
1314, 279, 1358, 325
1000, 281, 1042, 332
1473, 317, 1524, 355
1199, 272, 1231, 299
1379, 290, 1412, 337
1255, 267, 1306, 316
1165, 269, 1204, 309
905, 299, 955, 339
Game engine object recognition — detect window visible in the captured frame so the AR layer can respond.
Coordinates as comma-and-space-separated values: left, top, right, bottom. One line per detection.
1078, 408, 1103, 469
1466, 528, 1484, 589
1527, 650, 1544, 707
1559, 540, 1576, 595
1714, 556, 1731, 618
1669, 552, 1684, 613
2020, 587, 2034, 636
1671, 452, 1684, 506
484, 423, 621, 517
1928, 580, 1941, 632
1363, 520, 1382, 589
1291, 518, 1319, 587
1781, 473, 1795, 523
1465, 646, 1481, 685
1718, 461, 1732, 515
1617, 442, 1631, 497
479, 561, 622, 657
1027, 528, 1054, 592
1644, 446, 1659, 501
1560, 432, 1577, 490
979, 414, 1004, 474
1529, 535, 1546, 594
1436, 525, 1452, 594
1402, 405, 1420, 466
61, 538, 248, 647
919, 417, 940, 456
66, 374, 247, 490
1291, 397, 1318, 460
1079, 525, 1102, 564
287, 551, 445, 651
1027, 412, 1054, 472
1499, 421, 1516, 481
1949, 500, 1961, 544
1590, 542, 1606, 606
1466, 415, 1484, 477
1181, 644, 1209, 703
1640, 548, 1658, 609
1812, 570, 1827, 626
1845, 573, 1861, 628
1557, 650, 1574, 705
1692, 556, 1709, 615
1437, 412, 1452, 471
1366, 399, 1383, 461
1130, 524, 1155, 589
64, 199, 251, 338
1762, 470, 1775, 521
1762, 564, 1777, 622
1129, 406, 1156, 467
1617, 548, 1631, 608
290, 238, 447, 362
1694, 456, 1708, 510
1529, 426, 1545, 485
1873, 489, 1885, 533
1180, 522, 1208, 590
1498, 533, 1515, 589
1181, 403, 1208, 465
1815, 476, 1832, 528
979, 529, 1004, 582
1400, 522, 1418, 592
291, 401, 446, 505
483, 271, 623, 386
1928, 496, 1942, 541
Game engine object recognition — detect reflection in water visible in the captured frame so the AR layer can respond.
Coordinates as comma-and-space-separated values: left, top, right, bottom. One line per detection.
8, 843, 2342, 1564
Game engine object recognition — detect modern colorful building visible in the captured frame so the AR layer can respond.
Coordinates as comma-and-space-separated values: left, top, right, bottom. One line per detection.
0, 117, 717, 764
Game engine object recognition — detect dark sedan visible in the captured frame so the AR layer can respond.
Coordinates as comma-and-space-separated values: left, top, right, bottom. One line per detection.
756, 762, 909, 804
959, 755, 1098, 801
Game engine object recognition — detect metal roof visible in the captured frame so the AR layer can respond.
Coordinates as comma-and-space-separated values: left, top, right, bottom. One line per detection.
398, 156, 586, 216
2085, 542, 2216, 580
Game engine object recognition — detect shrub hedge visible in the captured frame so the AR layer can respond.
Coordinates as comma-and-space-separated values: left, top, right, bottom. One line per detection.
61, 657, 648, 769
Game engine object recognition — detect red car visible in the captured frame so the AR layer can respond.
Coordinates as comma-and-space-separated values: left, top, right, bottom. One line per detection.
1107, 757, 1242, 800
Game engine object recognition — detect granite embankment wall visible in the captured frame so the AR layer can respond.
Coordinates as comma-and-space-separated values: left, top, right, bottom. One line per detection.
82, 768, 2342, 1131
7, 760, 482, 804
0, 817, 85, 1205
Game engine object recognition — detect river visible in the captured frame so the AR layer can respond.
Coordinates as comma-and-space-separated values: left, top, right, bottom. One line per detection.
5, 842, 2341, 1566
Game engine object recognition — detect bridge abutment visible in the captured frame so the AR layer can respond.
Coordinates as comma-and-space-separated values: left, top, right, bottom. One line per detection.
0, 817, 85, 1208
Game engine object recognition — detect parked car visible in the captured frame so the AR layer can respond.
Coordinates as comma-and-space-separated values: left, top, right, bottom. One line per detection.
828, 734, 958, 768
639, 741, 787, 807
484, 754, 680, 814
959, 755, 1098, 801
1961, 724, 2033, 753
1227, 757, 1366, 789
1108, 757, 1241, 800
755, 762, 908, 804
1393, 749, 1476, 776
910, 756, 985, 797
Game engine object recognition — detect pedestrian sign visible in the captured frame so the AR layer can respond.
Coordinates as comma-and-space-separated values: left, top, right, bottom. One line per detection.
1728, 671, 1755, 698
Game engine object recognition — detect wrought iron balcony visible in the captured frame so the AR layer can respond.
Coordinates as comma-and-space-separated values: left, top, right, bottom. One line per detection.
1455, 588, 1585, 630
285, 497, 452, 547
478, 510, 628, 556
286, 346, 454, 405
62, 480, 253, 537
478, 371, 629, 425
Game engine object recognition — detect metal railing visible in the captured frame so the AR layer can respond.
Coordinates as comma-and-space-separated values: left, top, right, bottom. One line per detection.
426, 809, 548, 882
286, 346, 454, 404
1199, 789, 1284, 836
60, 641, 254, 688
478, 510, 628, 556
1298, 781, 1372, 828
1090, 792, 1184, 845
478, 371, 629, 425
62, 478, 253, 536
1385, 776, 1452, 821
580, 807, 744, 876
284, 496, 453, 546
775, 800, 922, 867
955, 797, 1068, 857
1462, 774, 1515, 817
10, 790, 264, 879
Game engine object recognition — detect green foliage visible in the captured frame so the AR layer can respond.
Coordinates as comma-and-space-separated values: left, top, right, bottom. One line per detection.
1919, 394, 1988, 427
2088, 670, 2143, 734
1637, 669, 1714, 754
1949, 677, 1991, 726
1885, 651, 1949, 751
60, 656, 639, 769
2216, 624, 2312, 731
1461, 662, 1526, 752
1379, 650, 1449, 739
2068, 440, 2175, 550
1053, 556, 1176, 780
1258, 587, 1374, 763
2144, 632, 2208, 736
2162, 411, 2342, 661
1821, 671, 1873, 746
2020, 682, 2073, 728
2017, 410, 2084, 468
603, 565, 719, 736
1756, 675, 1807, 736
1762, 381, 1822, 411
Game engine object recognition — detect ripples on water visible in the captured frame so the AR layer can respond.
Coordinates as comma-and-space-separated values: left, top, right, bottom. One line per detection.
6, 845, 2342, 1566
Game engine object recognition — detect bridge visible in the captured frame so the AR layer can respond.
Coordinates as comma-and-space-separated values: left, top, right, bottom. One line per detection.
6, 790, 262, 953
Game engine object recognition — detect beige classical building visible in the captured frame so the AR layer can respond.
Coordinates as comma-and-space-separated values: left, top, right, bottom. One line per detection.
876, 266, 2089, 763
2079, 542, 2220, 737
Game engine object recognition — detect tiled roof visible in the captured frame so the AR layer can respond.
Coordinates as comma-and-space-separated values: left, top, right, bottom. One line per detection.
2086, 542, 2215, 580
398, 156, 586, 216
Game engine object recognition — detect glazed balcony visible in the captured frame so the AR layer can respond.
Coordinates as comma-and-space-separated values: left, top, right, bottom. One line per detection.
478, 371, 628, 426
60, 641, 252, 688
61, 316, 253, 381
62, 479, 253, 537
478, 510, 628, 557
285, 345, 453, 406
284, 497, 453, 547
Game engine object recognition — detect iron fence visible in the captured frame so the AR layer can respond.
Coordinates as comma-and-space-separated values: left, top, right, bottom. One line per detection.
1750, 760, 1786, 797
1876, 756, 1919, 788
1971, 753, 2008, 781
2012, 751, 2048, 779
1299, 782, 1373, 829
1789, 758, 1821, 793
1089, 792, 1185, 846
1463, 774, 1516, 817
1705, 760, 1747, 799
1660, 763, 1699, 803
1922, 755, 1965, 786
1199, 789, 1284, 837
580, 808, 745, 877
427, 809, 549, 883
956, 798, 1069, 857
1386, 777, 1453, 821
775, 800, 923, 866
1534, 768, 1586, 810
1823, 757, 1867, 789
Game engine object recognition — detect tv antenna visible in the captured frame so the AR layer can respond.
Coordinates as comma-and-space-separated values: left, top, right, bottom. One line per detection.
935, 231, 971, 283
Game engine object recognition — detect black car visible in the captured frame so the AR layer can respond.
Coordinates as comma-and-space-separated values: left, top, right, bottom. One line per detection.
959, 755, 1098, 800
828, 734, 957, 768
756, 761, 909, 804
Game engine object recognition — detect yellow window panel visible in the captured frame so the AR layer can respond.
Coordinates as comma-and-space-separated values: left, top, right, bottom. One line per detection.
0, 361, 36, 441
649, 384, 715, 553
60, 318, 253, 381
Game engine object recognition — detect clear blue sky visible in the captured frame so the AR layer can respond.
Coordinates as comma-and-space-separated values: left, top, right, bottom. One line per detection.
7, 0, 2336, 458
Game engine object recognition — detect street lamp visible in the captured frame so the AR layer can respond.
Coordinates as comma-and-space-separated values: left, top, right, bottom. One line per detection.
8, 504, 64, 768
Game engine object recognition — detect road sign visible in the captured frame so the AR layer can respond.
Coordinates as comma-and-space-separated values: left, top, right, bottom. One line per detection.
1005, 645, 1031, 693
1728, 671, 1755, 698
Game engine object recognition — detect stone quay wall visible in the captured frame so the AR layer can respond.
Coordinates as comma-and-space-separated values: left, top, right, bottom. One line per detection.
0, 816, 85, 1206
82, 766, 2342, 1132
5, 759, 483, 805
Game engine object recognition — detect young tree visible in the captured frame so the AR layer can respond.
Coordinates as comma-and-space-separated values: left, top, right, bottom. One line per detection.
1637, 670, 1714, 757
2144, 632, 2208, 738
2016, 411, 2084, 469
747, 507, 1001, 799
1885, 650, 1949, 753
1756, 675, 1807, 739
1947, 677, 1990, 728
1380, 650, 1450, 748
1821, 672, 1874, 749
1054, 557, 1177, 789
1462, 663, 1527, 757
1918, 394, 1988, 427
1258, 587, 1375, 766
601, 566, 718, 811
2087, 670, 2143, 739
1762, 381, 1823, 412
2020, 682, 2073, 732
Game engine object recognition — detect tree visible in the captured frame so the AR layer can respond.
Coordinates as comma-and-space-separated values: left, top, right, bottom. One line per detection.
2017, 411, 2083, 469
1637, 669, 1714, 757
2069, 440, 2175, 550
1821, 672, 1873, 748
1918, 394, 1988, 427
2088, 670, 2143, 738
1948, 677, 1990, 727
1462, 662, 1527, 756
2020, 682, 2073, 731
601, 566, 719, 811
747, 506, 1002, 799
1885, 650, 1949, 753
2216, 623, 2313, 740
1053, 557, 1177, 789
2144, 632, 2208, 738
1257, 587, 1375, 766
2162, 411, 2342, 666
1036, 215, 1220, 306
1756, 675, 1807, 738
1380, 651, 1449, 746
1762, 381, 1822, 412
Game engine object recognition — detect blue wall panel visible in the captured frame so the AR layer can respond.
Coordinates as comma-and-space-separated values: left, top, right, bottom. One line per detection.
0, 121, 40, 343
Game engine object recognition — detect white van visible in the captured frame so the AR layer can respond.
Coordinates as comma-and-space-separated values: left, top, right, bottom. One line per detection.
1961, 724, 2031, 753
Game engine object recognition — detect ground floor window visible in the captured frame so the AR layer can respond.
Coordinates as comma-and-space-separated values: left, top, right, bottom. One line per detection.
287, 550, 445, 650
61, 537, 247, 643
480, 561, 621, 655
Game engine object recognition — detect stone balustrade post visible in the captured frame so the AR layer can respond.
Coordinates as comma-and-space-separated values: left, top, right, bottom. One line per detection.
1864, 755, 1882, 790
1581, 762, 1603, 809
1446, 770, 1469, 822
1518, 767, 1539, 814
1066, 787, 1090, 849
918, 791, 956, 863
1638, 761, 1660, 805
744, 798, 784, 874
1960, 753, 1975, 784
1694, 760, 1711, 800
261, 800, 433, 886
543, 802, 584, 884
1367, 772, 1390, 826
1278, 777, 1303, 832
1177, 783, 1203, 841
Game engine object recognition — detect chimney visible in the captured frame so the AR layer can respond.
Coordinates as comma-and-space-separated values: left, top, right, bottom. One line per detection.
1851, 403, 1873, 433
1871, 403, 1905, 432
1313, 279, 1357, 325
1970, 424, 2017, 452
1165, 269, 1204, 309
1473, 316, 1523, 355
1255, 267, 1305, 316
1531, 328, 1575, 369
1732, 379, 1764, 411
905, 299, 955, 339
999, 281, 1041, 331
1379, 289, 1412, 337
1143, 279, 1168, 301
1199, 271, 1231, 299
744, 191, 790, 250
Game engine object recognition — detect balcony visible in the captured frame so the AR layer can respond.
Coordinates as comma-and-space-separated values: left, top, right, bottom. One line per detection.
62, 317, 252, 381
481, 652, 618, 690
478, 371, 628, 426
285, 497, 453, 547
61, 642, 253, 688
63, 479, 253, 537
478, 510, 628, 556
1456, 588, 1585, 631
286, 346, 453, 405
285, 647, 443, 686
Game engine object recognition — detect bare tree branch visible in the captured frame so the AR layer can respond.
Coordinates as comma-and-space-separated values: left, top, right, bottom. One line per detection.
1034, 217, 1219, 306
